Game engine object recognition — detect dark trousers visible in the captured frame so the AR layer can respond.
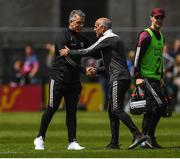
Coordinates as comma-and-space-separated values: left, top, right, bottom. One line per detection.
37, 79, 82, 143
142, 78, 162, 138
108, 80, 140, 144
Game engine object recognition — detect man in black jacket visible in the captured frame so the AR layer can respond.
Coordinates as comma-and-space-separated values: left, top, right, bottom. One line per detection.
34, 10, 90, 150
60, 17, 147, 149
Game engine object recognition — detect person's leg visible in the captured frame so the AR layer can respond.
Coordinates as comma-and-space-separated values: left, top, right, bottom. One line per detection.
142, 112, 152, 135
148, 115, 161, 138
64, 82, 82, 143
111, 80, 140, 135
37, 79, 63, 139
34, 79, 63, 150
148, 112, 161, 147
141, 79, 162, 148
106, 96, 120, 149
145, 103, 161, 148
148, 80, 162, 139
64, 82, 84, 150
141, 109, 161, 148
110, 80, 146, 149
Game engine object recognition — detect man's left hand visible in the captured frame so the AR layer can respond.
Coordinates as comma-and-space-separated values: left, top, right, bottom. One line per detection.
59, 46, 70, 56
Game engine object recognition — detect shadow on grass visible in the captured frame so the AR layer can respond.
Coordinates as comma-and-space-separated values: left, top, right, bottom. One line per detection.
161, 145, 180, 149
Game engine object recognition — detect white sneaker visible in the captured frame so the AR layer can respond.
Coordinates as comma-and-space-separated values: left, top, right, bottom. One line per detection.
67, 141, 85, 150
34, 136, 45, 150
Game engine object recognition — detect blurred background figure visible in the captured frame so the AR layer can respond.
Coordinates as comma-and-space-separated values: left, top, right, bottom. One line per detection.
22, 44, 40, 84
170, 39, 180, 58
163, 43, 174, 72
172, 54, 180, 111
44, 43, 55, 69
10, 60, 25, 86
126, 50, 136, 100
127, 50, 135, 77
163, 43, 175, 104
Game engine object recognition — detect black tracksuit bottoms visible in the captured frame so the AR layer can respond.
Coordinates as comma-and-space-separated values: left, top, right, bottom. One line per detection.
142, 78, 162, 138
37, 79, 82, 143
108, 79, 140, 145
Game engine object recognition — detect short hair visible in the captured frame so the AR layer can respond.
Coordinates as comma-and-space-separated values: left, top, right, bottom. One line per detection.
69, 10, 85, 20
99, 18, 112, 29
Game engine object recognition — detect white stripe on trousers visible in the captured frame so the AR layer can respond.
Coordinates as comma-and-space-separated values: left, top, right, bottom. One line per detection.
112, 81, 118, 110
49, 79, 55, 108
134, 47, 140, 67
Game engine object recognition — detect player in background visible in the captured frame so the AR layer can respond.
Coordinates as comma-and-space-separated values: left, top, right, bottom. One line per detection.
134, 8, 166, 148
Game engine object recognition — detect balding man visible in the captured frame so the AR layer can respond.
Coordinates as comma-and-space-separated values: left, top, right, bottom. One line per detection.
60, 17, 147, 149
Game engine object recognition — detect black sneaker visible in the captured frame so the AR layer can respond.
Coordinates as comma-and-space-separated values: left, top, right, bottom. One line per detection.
105, 143, 120, 149
128, 134, 147, 149
140, 141, 153, 149
140, 136, 161, 149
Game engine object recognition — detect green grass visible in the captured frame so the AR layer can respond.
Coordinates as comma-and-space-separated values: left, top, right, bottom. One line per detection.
0, 111, 180, 158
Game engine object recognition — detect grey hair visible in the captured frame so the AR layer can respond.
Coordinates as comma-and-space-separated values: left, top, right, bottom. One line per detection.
69, 10, 85, 20
99, 18, 112, 29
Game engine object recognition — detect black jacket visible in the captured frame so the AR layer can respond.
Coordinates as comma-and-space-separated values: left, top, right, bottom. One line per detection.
69, 29, 130, 82
50, 28, 89, 83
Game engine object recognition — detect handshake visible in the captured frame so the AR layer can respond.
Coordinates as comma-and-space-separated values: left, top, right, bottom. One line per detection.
59, 46, 96, 77
86, 66, 96, 77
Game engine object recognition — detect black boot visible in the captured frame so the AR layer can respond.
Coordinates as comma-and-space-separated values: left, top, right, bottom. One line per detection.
107, 113, 120, 149
106, 143, 120, 149
151, 137, 162, 148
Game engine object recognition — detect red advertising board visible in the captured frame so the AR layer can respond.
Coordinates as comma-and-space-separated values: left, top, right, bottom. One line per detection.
0, 85, 42, 112
44, 83, 104, 111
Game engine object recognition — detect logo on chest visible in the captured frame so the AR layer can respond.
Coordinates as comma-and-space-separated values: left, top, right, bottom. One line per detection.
70, 36, 84, 48
70, 42, 84, 47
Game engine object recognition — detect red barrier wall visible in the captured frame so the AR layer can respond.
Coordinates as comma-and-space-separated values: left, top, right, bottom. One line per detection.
0, 85, 42, 112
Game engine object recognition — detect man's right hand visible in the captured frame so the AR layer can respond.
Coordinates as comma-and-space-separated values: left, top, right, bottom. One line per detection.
86, 67, 96, 77
136, 78, 144, 85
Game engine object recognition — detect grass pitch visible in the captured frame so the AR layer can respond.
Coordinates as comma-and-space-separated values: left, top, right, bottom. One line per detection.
0, 111, 180, 158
